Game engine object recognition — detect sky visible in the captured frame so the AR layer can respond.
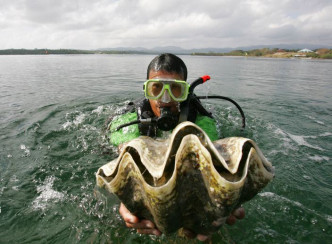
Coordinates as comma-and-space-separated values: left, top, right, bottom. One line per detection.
1, 0, 331, 50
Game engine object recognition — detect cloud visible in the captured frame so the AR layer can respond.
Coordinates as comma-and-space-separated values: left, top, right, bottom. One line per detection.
0, 0, 331, 49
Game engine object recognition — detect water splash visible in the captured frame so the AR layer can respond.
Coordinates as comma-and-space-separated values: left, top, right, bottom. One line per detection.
287, 133, 324, 151
259, 192, 332, 223
92, 105, 104, 115
31, 176, 65, 211
20, 144, 30, 157
308, 155, 330, 162
270, 124, 327, 152
305, 115, 325, 125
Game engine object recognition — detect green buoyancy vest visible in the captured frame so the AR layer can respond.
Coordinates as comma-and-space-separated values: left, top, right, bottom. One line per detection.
109, 112, 219, 147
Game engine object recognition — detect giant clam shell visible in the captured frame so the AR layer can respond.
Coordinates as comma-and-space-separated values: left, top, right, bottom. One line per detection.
96, 121, 274, 234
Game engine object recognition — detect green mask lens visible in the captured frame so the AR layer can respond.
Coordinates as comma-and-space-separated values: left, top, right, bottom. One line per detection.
143, 79, 190, 102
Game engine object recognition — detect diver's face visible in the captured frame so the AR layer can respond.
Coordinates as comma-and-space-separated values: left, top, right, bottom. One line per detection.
148, 70, 184, 117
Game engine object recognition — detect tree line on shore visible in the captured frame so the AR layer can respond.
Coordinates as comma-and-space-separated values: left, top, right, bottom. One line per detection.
0, 49, 144, 55
192, 48, 332, 59
1, 48, 331, 58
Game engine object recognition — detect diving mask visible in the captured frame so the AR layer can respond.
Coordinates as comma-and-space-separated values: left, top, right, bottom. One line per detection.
143, 79, 190, 102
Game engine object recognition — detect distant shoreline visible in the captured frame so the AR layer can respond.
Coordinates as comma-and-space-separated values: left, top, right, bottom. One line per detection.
0, 49, 146, 55
0, 48, 331, 59
191, 48, 332, 59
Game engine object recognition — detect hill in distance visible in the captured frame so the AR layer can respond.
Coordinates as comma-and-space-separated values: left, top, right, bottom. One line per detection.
98, 43, 332, 54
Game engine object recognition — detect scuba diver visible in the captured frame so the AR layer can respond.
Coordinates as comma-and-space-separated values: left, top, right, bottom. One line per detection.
108, 53, 245, 241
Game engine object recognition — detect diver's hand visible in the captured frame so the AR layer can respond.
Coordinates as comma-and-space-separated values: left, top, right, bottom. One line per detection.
226, 207, 245, 225
119, 203, 162, 236
181, 229, 211, 242
182, 207, 246, 241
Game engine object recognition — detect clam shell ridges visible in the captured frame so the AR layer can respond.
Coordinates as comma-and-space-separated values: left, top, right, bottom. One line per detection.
96, 121, 274, 234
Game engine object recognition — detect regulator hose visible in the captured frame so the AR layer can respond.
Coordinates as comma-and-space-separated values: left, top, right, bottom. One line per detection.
197, 95, 246, 129
115, 120, 141, 131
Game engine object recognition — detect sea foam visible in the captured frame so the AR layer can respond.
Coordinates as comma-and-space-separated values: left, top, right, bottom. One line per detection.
32, 176, 65, 211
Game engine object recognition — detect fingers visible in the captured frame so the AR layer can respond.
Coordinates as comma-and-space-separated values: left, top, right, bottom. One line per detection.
119, 203, 162, 236
137, 228, 162, 236
233, 207, 245, 219
196, 234, 209, 242
226, 215, 237, 225
125, 219, 154, 229
119, 203, 139, 224
182, 229, 210, 242
226, 207, 246, 225
120, 202, 246, 238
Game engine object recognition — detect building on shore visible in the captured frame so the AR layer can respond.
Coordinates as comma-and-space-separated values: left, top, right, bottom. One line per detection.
298, 48, 313, 53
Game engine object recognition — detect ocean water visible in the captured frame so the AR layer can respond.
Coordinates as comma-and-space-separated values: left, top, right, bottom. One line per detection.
0, 54, 331, 243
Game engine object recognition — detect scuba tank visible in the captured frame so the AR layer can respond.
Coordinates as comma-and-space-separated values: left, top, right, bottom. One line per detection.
114, 76, 246, 132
